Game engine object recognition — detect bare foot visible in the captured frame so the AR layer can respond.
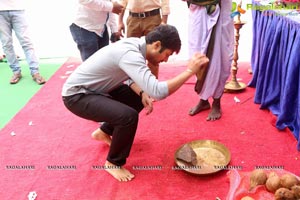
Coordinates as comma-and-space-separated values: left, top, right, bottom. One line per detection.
206, 98, 221, 121
91, 128, 112, 146
189, 99, 210, 116
104, 161, 135, 182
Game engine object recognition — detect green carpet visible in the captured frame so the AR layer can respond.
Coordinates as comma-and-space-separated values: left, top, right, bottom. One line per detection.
0, 57, 67, 130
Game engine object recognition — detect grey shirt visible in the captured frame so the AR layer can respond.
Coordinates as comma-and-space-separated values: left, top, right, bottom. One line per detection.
62, 37, 169, 100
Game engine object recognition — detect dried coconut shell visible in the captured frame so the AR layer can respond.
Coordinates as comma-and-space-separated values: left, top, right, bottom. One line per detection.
280, 173, 300, 189
274, 187, 295, 200
266, 172, 281, 193
249, 169, 268, 190
176, 144, 197, 166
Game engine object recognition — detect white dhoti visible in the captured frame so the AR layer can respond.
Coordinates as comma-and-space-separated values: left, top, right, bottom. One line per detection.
188, 1, 234, 100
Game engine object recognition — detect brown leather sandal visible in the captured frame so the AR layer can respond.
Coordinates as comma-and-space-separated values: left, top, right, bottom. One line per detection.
10, 73, 22, 84
32, 73, 46, 85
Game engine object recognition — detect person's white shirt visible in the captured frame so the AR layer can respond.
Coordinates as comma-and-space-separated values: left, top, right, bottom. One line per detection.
73, 0, 118, 37
0, 0, 26, 11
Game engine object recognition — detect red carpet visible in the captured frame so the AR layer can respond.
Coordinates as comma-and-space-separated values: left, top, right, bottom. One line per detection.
0, 58, 299, 200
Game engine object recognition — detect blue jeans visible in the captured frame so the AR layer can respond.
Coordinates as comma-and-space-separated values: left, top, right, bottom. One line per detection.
0, 10, 39, 75
70, 23, 109, 61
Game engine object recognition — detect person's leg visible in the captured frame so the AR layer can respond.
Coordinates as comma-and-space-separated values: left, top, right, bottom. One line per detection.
188, 5, 220, 116
92, 83, 144, 143
12, 10, 45, 84
69, 23, 105, 61
141, 14, 161, 36
0, 43, 3, 61
63, 93, 137, 181
99, 84, 144, 136
91, 127, 112, 145
97, 26, 109, 50
0, 11, 22, 83
206, 1, 234, 121
63, 85, 143, 181
63, 93, 140, 163
11, 11, 38, 74
92, 85, 144, 181
206, 97, 221, 121
126, 16, 143, 38
188, 99, 211, 116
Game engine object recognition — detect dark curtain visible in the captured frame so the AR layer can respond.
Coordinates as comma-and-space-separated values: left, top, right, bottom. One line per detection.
249, 9, 300, 150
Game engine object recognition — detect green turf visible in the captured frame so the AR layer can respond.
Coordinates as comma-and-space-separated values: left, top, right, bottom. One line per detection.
0, 57, 67, 130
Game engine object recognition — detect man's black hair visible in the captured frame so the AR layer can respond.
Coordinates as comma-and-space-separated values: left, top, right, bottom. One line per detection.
145, 24, 181, 54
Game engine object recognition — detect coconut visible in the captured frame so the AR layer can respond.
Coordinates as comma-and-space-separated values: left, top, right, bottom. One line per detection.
266, 172, 281, 193
274, 187, 295, 200
280, 173, 300, 189
291, 185, 300, 199
241, 196, 255, 200
249, 169, 268, 190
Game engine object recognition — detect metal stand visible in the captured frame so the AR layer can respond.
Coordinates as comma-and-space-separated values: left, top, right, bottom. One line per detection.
225, 19, 247, 92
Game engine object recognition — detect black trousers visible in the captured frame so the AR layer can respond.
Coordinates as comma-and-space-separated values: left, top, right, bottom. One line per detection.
63, 85, 144, 166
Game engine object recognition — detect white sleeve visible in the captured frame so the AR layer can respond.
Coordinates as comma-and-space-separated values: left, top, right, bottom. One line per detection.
79, 0, 113, 12
119, 51, 169, 100
107, 13, 118, 33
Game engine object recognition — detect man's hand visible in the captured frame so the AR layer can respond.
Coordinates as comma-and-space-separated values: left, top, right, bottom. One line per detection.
141, 92, 153, 115
112, 2, 124, 14
110, 32, 121, 42
187, 53, 209, 74
118, 22, 125, 38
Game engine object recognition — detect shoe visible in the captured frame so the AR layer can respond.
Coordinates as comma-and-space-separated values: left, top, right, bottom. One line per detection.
32, 73, 46, 85
10, 73, 22, 84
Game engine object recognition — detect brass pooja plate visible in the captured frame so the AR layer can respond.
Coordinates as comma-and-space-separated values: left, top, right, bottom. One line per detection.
174, 140, 231, 175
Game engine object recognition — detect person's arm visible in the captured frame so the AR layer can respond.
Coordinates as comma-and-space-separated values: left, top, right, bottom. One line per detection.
112, 1, 124, 15
118, 0, 128, 37
108, 12, 118, 32
107, 13, 121, 42
130, 82, 153, 115
161, 0, 170, 24
79, 0, 124, 14
161, 15, 168, 24
118, 10, 126, 37
166, 53, 209, 95
121, 51, 208, 100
